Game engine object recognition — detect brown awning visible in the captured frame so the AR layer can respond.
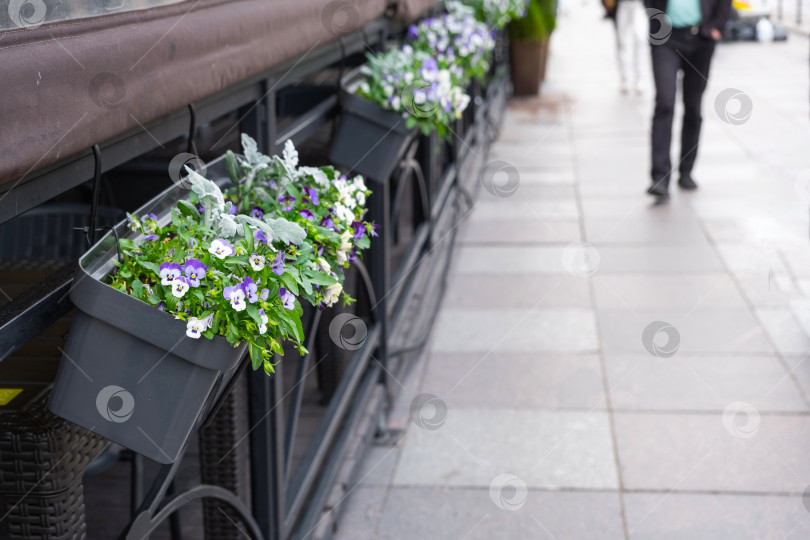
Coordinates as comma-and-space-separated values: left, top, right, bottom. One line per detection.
0, 0, 389, 187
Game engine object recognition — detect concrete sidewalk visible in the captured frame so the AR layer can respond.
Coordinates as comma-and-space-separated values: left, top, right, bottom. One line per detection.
335, 2, 810, 538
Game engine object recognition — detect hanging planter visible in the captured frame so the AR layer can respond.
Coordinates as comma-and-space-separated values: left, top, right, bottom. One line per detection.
49, 161, 247, 464
329, 68, 417, 183
49, 139, 375, 464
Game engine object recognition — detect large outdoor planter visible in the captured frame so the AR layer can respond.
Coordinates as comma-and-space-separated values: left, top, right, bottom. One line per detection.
49, 158, 247, 464
329, 67, 417, 183
509, 38, 548, 96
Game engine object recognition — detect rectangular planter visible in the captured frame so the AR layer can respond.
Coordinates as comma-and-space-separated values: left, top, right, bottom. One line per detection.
49, 156, 247, 464
328, 67, 417, 183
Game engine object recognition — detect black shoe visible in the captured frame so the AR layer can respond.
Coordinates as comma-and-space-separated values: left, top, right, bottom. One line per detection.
678, 175, 698, 190
647, 183, 670, 203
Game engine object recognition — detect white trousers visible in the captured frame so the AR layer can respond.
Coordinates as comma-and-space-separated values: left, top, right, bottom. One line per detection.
615, 0, 647, 87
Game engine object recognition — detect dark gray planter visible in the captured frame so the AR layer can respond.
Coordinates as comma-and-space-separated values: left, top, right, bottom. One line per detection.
49, 157, 247, 464
329, 67, 417, 183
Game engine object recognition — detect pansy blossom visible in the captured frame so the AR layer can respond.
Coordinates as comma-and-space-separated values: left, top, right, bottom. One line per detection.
243, 277, 259, 303
271, 251, 285, 276
258, 308, 269, 334
171, 277, 190, 298
224, 284, 247, 311
254, 229, 268, 245
208, 238, 234, 259
249, 253, 265, 271
159, 262, 182, 286
250, 207, 264, 219
186, 317, 205, 339
279, 196, 296, 212
183, 259, 207, 287
279, 287, 295, 310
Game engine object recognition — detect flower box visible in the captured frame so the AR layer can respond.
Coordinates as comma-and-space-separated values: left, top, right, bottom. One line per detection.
329, 67, 418, 183
49, 157, 247, 464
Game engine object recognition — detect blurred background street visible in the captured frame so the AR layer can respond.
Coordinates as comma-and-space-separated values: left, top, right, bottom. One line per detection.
334, 0, 810, 537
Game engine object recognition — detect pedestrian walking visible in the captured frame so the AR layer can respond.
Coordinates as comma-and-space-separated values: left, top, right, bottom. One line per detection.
614, 0, 648, 93
644, 0, 731, 202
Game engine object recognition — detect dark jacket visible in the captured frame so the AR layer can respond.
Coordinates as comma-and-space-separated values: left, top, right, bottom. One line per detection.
644, 0, 732, 39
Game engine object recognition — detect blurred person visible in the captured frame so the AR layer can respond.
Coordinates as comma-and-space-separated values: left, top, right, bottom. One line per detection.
644, 0, 731, 202
613, 0, 648, 93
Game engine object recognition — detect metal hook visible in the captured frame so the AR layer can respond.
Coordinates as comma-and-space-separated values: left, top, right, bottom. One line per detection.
87, 144, 103, 246
187, 103, 198, 156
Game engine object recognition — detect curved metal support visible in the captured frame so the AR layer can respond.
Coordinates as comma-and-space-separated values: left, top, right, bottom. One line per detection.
283, 308, 323, 477
125, 484, 263, 540
389, 138, 430, 242
351, 259, 378, 324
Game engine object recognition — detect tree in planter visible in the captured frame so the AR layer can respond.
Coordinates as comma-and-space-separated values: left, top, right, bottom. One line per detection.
508, 0, 557, 95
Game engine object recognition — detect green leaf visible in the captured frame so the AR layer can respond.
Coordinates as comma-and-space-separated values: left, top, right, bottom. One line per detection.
305, 271, 338, 286
226, 150, 240, 183
285, 183, 301, 200
246, 304, 263, 326
131, 279, 145, 300
137, 260, 161, 276
356, 235, 370, 249
300, 275, 312, 295
263, 217, 307, 245
177, 200, 198, 218
193, 289, 205, 304
249, 344, 261, 370
279, 273, 299, 295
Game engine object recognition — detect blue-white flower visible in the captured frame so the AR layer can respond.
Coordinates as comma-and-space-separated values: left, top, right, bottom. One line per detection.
159, 262, 182, 286
186, 317, 205, 339
243, 277, 259, 303
249, 253, 265, 271
223, 284, 247, 311
183, 258, 207, 287
171, 277, 190, 298
258, 308, 269, 334
208, 238, 234, 259
279, 287, 295, 310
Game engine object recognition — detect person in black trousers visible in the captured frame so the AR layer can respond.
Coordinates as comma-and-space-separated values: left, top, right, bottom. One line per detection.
644, 0, 731, 202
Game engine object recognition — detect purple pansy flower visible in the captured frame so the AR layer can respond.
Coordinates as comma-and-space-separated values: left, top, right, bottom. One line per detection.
225, 201, 237, 215
348, 247, 359, 263
156, 301, 165, 311
407, 24, 419, 40
196, 203, 205, 214
271, 250, 285, 276
351, 221, 365, 241
143, 234, 158, 242
208, 238, 234, 259
299, 209, 315, 221
268, 180, 277, 189
304, 187, 319, 205
250, 206, 264, 219
171, 276, 190, 298
278, 196, 296, 212
183, 258, 207, 287
223, 283, 247, 311
370, 224, 380, 237
159, 262, 182, 286
143, 213, 158, 222
189, 237, 198, 248
257, 308, 269, 334
243, 277, 259, 304
279, 287, 295, 310
320, 216, 339, 232
254, 229, 268, 245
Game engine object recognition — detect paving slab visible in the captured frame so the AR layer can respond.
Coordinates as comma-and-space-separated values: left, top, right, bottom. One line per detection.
442, 275, 592, 309
614, 412, 810, 493
377, 488, 625, 540
598, 308, 773, 355
422, 353, 606, 410
604, 353, 808, 412
592, 275, 747, 311
431, 308, 599, 353
624, 492, 810, 540
393, 409, 618, 489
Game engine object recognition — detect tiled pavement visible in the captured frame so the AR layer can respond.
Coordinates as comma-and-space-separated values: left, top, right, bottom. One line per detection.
334, 3, 810, 539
